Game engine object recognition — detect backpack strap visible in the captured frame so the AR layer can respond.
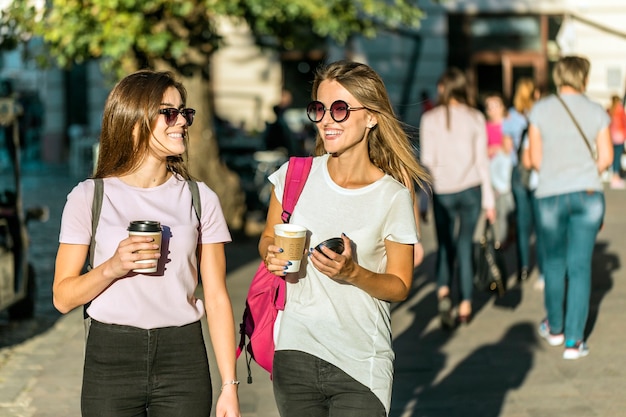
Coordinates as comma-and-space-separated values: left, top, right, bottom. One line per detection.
84, 178, 201, 319
88, 178, 103, 271
186, 179, 202, 221
87, 178, 201, 269
85, 178, 103, 319
281, 157, 313, 223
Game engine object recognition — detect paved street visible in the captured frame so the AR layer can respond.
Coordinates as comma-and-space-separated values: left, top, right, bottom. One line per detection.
0, 163, 625, 416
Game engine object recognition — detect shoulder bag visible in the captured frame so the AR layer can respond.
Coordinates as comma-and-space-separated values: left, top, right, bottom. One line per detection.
556, 94, 597, 160
236, 156, 313, 382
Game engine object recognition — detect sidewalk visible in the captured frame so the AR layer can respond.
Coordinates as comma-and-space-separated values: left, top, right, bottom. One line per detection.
1, 186, 625, 416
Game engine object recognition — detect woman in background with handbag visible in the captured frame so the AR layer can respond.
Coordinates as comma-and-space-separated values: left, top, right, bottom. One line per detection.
528, 55, 613, 360
420, 68, 496, 328
259, 60, 428, 417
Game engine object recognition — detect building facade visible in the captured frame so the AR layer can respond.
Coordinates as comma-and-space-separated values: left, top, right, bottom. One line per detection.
2, 0, 625, 164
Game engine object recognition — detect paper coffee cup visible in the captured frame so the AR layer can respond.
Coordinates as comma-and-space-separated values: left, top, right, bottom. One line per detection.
274, 224, 307, 273
128, 220, 162, 273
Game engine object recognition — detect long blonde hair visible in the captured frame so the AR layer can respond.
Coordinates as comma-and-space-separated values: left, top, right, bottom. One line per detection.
311, 60, 429, 191
513, 78, 536, 114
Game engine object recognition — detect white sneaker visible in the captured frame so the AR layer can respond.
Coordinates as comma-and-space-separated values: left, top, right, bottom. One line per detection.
563, 341, 589, 360
538, 320, 564, 346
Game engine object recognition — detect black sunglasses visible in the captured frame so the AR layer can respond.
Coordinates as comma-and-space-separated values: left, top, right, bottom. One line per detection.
306, 100, 366, 123
158, 108, 196, 126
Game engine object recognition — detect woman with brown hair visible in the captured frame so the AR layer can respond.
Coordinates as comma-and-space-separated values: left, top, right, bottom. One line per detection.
420, 67, 496, 327
54, 70, 241, 416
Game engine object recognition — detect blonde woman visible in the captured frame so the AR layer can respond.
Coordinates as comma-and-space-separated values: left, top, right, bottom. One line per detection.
529, 56, 613, 359
260, 60, 429, 416
502, 77, 541, 282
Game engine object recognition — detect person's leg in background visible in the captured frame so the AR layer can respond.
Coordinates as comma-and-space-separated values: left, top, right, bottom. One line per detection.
511, 166, 533, 281
531, 191, 546, 290
610, 143, 625, 189
432, 192, 457, 327
563, 191, 604, 359
455, 186, 482, 323
535, 194, 568, 341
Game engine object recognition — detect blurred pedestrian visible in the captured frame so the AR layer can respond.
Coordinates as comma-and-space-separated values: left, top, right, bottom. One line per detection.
607, 94, 626, 189
261, 60, 429, 417
420, 67, 496, 327
502, 77, 541, 283
53, 70, 241, 416
484, 92, 514, 246
264, 87, 297, 155
529, 55, 613, 360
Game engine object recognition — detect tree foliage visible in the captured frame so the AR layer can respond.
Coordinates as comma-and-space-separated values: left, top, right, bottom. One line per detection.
0, 0, 424, 229
2, 0, 423, 77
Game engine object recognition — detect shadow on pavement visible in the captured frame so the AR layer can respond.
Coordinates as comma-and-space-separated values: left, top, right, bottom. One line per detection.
399, 323, 537, 417
585, 240, 617, 340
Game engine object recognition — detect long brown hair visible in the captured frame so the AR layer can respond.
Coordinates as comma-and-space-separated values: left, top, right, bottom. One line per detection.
310, 60, 429, 191
437, 67, 474, 130
93, 70, 190, 179
609, 94, 622, 115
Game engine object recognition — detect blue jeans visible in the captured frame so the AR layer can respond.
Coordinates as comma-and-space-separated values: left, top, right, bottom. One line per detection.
82, 320, 211, 417
273, 350, 386, 417
612, 143, 624, 175
530, 190, 544, 275
511, 165, 535, 270
432, 186, 482, 301
536, 191, 605, 343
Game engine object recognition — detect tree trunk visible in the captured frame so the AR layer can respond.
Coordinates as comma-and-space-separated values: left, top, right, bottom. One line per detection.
177, 68, 247, 231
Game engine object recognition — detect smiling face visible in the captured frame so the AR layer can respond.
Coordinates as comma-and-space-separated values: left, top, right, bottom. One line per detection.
314, 80, 377, 156
147, 86, 188, 159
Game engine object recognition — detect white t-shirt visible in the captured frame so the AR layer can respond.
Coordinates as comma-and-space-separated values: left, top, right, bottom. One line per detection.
59, 174, 231, 329
269, 154, 418, 414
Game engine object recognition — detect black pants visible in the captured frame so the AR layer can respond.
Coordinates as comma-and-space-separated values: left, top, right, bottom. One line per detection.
273, 350, 386, 417
82, 320, 212, 417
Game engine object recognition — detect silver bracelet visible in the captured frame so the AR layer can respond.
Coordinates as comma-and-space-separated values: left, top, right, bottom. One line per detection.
221, 380, 240, 391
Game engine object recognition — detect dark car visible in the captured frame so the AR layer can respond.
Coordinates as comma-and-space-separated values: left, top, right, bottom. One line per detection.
0, 96, 47, 319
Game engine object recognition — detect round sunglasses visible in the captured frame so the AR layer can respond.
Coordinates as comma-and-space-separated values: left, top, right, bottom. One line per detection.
158, 108, 196, 126
306, 100, 366, 123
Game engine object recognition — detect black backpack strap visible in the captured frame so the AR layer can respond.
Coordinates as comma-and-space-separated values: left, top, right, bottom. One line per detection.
85, 178, 103, 319
88, 178, 104, 271
186, 180, 201, 221
85, 179, 200, 318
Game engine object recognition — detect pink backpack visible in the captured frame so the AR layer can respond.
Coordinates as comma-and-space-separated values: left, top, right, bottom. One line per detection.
237, 156, 313, 382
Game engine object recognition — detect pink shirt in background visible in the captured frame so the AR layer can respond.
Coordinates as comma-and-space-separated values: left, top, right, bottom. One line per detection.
486, 121, 504, 159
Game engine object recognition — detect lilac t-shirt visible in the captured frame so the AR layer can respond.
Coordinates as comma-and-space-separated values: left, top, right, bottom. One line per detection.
59, 175, 231, 329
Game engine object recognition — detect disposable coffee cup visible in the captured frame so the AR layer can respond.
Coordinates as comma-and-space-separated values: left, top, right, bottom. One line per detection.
274, 224, 307, 273
128, 220, 162, 273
